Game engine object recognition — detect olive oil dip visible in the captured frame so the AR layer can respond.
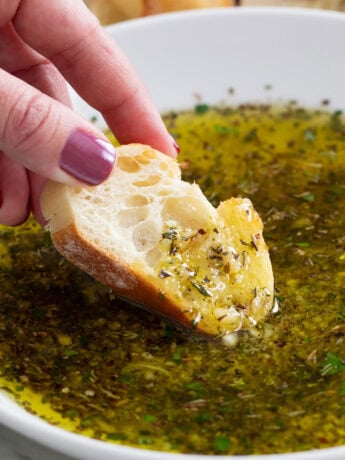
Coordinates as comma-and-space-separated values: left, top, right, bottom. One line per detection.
1, 103, 345, 455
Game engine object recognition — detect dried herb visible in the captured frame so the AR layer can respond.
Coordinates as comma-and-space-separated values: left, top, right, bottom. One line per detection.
304, 128, 316, 141
159, 270, 172, 279
162, 228, 178, 240
214, 124, 239, 135
330, 110, 343, 132
190, 281, 211, 297
194, 104, 209, 114
293, 191, 315, 202
244, 128, 258, 142
321, 352, 345, 376
214, 436, 231, 452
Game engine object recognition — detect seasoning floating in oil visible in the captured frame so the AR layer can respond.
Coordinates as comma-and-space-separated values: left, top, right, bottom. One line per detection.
1, 103, 345, 454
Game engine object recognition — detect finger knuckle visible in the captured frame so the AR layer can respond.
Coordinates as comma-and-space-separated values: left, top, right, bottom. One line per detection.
0, 0, 20, 27
6, 91, 53, 152
52, 20, 99, 73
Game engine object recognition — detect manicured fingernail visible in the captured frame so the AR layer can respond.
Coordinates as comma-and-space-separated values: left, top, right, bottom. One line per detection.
170, 134, 180, 154
59, 130, 116, 185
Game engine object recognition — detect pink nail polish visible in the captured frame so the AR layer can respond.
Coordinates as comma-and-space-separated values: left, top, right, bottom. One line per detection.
170, 134, 180, 154
60, 130, 116, 185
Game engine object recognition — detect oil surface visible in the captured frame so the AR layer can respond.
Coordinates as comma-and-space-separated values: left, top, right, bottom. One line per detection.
1, 103, 345, 455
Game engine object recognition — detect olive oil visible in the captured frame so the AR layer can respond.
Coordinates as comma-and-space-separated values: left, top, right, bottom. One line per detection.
1, 103, 345, 454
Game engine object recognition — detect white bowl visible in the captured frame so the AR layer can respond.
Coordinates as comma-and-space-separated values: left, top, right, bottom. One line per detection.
2, 7, 345, 460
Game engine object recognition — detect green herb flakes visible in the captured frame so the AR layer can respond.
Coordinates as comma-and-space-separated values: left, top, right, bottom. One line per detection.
143, 414, 157, 423
304, 128, 316, 141
214, 124, 238, 135
194, 104, 209, 114
172, 348, 182, 364
293, 191, 315, 202
244, 128, 258, 142
214, 435, 231, 452
321, 352, 345, 376
195, 410, 213, 423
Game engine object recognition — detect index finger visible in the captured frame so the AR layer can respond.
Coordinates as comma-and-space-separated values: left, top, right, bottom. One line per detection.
3, 0, 177, 157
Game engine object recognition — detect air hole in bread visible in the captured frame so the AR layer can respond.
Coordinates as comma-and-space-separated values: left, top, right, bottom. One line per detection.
132, 220, 160, 253
143, 149, 157, 159
133, 175, 161, 187
159, 162, 169, 171
145, 247, 162, 268
159, 190, 172, 196
117, 157, 141, 173
117, 207, 149, 228
135, 154, 151, 165
125, 195, 149, 207
162, 196, 210, 229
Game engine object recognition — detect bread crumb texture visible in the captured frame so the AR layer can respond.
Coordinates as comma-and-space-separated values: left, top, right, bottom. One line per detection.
41, 144, 274, 336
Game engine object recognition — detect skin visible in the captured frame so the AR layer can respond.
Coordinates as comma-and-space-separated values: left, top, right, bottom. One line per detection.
0, 0, 177, 226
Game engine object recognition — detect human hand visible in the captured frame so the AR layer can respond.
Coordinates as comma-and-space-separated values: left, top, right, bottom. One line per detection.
0, 0, 178, 226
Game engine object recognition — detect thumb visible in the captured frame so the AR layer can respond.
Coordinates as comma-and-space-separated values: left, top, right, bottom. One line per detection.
0, 69, 116, 186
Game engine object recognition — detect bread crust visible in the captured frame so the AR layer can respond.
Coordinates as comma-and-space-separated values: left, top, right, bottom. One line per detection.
52, 223, 218, 334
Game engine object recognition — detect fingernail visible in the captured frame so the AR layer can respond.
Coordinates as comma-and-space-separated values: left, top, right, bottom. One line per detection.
59, 130, 116, 185
170, 134, 180, 154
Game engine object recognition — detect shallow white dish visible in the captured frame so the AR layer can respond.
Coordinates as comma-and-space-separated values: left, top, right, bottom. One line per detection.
2, 6, 345, 460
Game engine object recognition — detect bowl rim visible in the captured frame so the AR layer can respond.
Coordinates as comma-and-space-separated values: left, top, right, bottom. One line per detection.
105, 5, 345, 36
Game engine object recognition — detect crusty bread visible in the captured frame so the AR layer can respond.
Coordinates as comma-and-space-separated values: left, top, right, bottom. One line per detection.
85, 0, 232, 25
41, 144, 274, 336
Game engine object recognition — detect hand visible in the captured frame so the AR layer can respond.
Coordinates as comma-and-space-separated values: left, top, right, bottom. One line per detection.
0, 0, 178, 226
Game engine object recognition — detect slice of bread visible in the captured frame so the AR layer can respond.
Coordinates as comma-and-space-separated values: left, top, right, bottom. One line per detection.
41, 144, 274, 336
